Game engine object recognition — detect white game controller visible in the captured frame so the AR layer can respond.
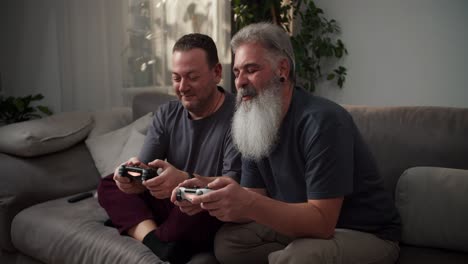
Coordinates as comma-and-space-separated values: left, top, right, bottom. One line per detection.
176, 187, 212, 202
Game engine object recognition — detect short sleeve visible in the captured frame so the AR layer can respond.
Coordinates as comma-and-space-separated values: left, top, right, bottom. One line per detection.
240, 158, 266, 188
302, 118, 354, 199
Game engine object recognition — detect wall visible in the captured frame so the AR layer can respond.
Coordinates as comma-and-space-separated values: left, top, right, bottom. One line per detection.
313, 0, 468, 107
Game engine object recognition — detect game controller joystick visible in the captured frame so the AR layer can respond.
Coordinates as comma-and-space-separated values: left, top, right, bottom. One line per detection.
118, 165, 158, 182
176, 187, 212, 202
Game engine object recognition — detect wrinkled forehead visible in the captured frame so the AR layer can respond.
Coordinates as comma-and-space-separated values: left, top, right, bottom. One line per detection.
233, 43, 271, 69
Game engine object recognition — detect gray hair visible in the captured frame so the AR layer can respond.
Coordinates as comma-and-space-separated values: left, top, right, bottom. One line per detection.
231, 22, 295, 82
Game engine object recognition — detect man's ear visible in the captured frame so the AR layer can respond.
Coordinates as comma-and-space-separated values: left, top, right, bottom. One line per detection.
213, 63, 223, 83
278, 57, 290, 80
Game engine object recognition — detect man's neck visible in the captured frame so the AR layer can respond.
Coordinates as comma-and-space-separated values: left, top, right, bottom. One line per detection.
280, 83, 294, 122
189, 89, 225, 120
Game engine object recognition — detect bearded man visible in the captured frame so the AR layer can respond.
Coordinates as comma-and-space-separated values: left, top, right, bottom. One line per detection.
173, 23, 401, 264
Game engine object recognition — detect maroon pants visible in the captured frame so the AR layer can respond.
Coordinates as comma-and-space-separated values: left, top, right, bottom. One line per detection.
97, 174, 222, 248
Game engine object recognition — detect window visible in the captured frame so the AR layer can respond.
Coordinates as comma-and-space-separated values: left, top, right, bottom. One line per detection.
122, 0, 231, 94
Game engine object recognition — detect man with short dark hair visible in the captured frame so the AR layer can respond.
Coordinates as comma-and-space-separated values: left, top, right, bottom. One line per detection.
98, 33, 241, 263
180, 23, 401, 264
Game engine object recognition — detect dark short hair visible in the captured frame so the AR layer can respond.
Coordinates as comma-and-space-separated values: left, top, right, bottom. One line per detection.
173, 33, 219, 68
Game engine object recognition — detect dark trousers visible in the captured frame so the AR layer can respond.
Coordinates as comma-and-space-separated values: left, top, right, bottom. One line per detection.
97, 174, 222, 251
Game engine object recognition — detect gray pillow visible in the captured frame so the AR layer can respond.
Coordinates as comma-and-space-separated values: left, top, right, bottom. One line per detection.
395, 167, 468, 252
85, 112, 153, 177
0, 112, 93, 157
88, 107, 132, 138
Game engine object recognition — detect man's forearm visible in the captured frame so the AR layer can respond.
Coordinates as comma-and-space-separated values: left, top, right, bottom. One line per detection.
244, 192, 341, 238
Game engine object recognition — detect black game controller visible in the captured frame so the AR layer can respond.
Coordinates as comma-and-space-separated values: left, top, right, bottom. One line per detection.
176, 187, 212, 202
118, 165, 158, 182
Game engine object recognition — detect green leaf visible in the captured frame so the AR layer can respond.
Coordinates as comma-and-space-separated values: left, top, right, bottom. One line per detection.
37, 105, 53, 115
334, 47, 343, 58
13, 99, 25, 112
232, 0, 348, 92
31, 94, 44, 101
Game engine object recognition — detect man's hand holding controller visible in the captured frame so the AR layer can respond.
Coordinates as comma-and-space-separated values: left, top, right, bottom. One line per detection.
183, 176, 256, 223
171, 175, 218, 215
176, 187, 213, 202
113, 157, 151, 194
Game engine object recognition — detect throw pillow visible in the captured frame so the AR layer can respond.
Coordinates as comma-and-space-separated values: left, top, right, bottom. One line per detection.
88, 107, 132, 138
0, 112, 93, 157
395, 166, 468, 253
116, 129, 147, 168
85, 112, 153, 177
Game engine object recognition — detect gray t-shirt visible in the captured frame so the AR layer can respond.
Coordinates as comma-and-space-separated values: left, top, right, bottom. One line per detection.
139, 88, 241, 181
241, 87, 400, 241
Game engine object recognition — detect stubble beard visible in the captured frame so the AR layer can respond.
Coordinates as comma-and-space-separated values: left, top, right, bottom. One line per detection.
232, 78, 283, 161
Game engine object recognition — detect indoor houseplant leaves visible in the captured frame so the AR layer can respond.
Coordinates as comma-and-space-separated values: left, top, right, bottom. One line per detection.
0, 94, 53, 124
232, 0, 348, 93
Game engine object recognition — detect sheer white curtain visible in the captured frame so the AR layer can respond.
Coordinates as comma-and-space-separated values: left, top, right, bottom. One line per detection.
122, 0, 232, 98
56, 0, 125, 111
58, 0, 231, 110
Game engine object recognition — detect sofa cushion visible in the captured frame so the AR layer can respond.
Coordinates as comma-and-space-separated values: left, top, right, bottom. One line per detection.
11, 195, 163, 264
11, 195, 218, 263
117, 128, 148, 166
85, 112, 152, 177
88, 107, 133, 138
0, 112, 93, 157
395, 167, 468, 252
0, 143, 100, 251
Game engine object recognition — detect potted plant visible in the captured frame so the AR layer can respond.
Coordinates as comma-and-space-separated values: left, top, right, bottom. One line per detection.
0, 94, 53, 125
232, 0, 348, 93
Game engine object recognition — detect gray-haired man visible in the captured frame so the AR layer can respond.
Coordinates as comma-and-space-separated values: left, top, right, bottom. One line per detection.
179, 22, 401, 264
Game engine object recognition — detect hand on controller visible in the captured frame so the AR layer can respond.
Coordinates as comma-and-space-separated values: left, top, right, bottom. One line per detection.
189, 176, 255, 222
175, 187, 212, 202
171, 176, 218, 215
142, 159, 191, 199
118, 165, 158, 182
113, 157, 149, 194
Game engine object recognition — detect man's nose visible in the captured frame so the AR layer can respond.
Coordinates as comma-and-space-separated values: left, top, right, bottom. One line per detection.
179, 78, 189, 92
235, 72, 248, 90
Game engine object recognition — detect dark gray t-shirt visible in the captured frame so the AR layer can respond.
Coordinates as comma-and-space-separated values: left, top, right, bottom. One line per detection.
241, 87, 400, 241
139, 88, 241, 181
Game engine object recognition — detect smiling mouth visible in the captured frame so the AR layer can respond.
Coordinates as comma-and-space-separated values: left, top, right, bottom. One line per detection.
181, 94, 195, 100
242, 95, 254, 101
239, 87, 257, 101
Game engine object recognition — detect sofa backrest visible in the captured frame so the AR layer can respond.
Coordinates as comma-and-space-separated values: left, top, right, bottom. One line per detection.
131, 92, 468, 196
344, 105, 468, 195
132, 91, 177, 121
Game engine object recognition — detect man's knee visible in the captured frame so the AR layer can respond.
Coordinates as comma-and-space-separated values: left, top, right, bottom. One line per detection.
268, 230, 400, 264
268, 238, 338, 264
214, 223, 285, 264
213, 224, 241, 264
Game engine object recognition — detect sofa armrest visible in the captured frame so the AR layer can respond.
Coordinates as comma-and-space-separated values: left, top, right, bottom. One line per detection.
0, 142, 100, 251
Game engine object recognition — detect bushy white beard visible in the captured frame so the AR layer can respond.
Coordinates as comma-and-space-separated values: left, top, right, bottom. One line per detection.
232, 79, 283, 161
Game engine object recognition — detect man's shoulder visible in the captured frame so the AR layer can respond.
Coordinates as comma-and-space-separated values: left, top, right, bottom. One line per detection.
157, 99, 184, 116
291, 87, 352, 130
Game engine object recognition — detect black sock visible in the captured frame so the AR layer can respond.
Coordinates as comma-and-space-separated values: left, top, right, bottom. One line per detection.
142, 232, 193, 263
142, 232, 176, 261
